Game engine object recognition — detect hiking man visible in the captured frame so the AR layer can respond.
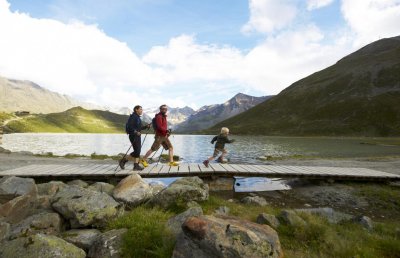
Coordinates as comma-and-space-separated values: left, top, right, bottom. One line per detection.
119, 105, 150, 170
141, 104, 179, 167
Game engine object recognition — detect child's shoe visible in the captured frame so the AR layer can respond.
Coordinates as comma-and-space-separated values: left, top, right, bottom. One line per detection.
203, 160, 209, 167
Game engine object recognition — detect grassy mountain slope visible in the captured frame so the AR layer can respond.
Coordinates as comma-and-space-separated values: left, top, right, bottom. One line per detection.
206, 36, 400, 136
5, 107, 128, 133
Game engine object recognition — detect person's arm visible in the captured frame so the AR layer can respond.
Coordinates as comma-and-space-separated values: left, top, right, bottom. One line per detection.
225, 136, 235, 144
211, 136, 218, 144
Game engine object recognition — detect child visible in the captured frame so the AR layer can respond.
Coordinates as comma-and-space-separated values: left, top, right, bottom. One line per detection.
203, 127, 235, 167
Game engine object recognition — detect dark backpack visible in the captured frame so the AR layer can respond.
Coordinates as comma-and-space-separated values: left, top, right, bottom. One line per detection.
152, 115, 158, 131
125, 114, 135, 134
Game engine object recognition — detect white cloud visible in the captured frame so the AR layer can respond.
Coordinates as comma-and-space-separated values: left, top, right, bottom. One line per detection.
341, 0, 400, 46
241, 0, 297, 34
307, 0, 335, 10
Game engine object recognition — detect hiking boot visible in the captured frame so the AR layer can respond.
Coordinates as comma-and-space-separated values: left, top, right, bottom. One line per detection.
140, 159, 149, 168
203, 160, 209, 167
119, 157, 128, 170
133, 164, 143, 171
168, 161, 179, 166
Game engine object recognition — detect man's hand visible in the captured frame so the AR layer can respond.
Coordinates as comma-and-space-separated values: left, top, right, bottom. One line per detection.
135, 131, 141, 136
146, 124, 151, 129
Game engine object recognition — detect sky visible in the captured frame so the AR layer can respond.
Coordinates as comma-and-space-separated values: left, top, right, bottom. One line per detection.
1, 0, 400, 110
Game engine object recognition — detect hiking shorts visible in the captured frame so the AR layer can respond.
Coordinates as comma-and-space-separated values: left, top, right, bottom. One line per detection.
129, 134, 141, 158
213, 148, 227, 158
151, 135, 172, 151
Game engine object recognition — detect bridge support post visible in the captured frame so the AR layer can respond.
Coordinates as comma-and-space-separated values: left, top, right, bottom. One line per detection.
203, 176, 235, 191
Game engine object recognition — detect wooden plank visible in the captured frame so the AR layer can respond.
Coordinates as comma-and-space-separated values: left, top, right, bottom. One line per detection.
227, 164, 248, 173
169, 165, 179, 174
262, 165, 293, 175
209, 163, 228, 173
138, 164, 158, 176
177, 164, 190, 176
157, 165, 171, 176
188, 163, 201, 173
219, 164, 237, 176
199, 162, 214, 173
245, 165, 266, 173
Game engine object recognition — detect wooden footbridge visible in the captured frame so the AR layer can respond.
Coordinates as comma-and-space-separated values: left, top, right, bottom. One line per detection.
0, 163, 399, 181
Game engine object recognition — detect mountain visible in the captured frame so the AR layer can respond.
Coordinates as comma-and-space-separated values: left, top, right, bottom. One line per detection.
4, 106, 128, 133
175, 93, 272, 133
0, 76, 102, 114
144, 106, 195, 129
206, 36, 400, 136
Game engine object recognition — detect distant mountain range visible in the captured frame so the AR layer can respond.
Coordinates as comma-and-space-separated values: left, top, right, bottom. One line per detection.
0, 76, 102, 113
206, 36, 400, 136
175, 93, 272, 133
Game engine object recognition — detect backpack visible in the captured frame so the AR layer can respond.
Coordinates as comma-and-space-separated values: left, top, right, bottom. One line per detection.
152, 115, 158, 131
125, 114, 135, 134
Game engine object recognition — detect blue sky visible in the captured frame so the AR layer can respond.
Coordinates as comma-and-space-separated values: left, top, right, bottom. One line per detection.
1, 0, 400, 110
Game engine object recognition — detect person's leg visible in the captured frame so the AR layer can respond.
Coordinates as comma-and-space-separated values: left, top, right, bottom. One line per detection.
164, 138, 177, 166
218, 149, 227, 162
141, 136, 161, 167
119, 135, 135, 169
203, 149, 219, 167
132, 136, 142, 170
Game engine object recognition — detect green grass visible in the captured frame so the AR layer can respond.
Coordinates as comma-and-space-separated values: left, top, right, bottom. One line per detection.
108, 206, 176, 258
6, 106, 128, 133
0, 112, 15, 124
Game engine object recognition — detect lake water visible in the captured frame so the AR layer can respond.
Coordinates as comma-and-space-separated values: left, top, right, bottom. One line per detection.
2, 133, 400, 162
2, 133, 400, 192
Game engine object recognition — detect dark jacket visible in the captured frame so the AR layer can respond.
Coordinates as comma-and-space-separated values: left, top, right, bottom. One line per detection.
211, 134, 235, 150
155, 113, 168, 137
129, 113, 147, 136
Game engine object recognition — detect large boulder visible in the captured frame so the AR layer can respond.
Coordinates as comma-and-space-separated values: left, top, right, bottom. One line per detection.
88, 228, 127, 258
9, 212, 63, 239
172, 215, 283, 258
353, 215, 374, 230
150, 177, 209, 208
88, 182, 115, 195
257, 213, 280, 229
51, 185, 121, 228
167, 207, 203, 237
0, 221, 10, 241
0, 194, 38, 224
0, 233, 86, 258
62, 229, 101, 252
67, 180, 89, 188
241, 196, 268, 206
112, 174, 153, 206
0, 176, 37, 203
277, 210, 306, 227
37, 181, 67, 196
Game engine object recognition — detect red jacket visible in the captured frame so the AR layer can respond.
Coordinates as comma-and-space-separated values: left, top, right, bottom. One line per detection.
155, 113, 168, 136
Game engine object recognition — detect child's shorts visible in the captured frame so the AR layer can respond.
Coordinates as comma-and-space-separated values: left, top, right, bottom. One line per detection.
213, 148, 227, 158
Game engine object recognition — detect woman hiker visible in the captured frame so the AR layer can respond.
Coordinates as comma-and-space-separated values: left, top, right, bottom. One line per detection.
141, 104, 179, 167
119, 105, 150, 171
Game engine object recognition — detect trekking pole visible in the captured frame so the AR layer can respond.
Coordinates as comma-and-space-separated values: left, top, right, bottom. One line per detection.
157, 147, 165, 166
114, 144, 132, 172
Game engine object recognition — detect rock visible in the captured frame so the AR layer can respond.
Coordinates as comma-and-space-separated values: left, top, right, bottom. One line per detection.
304, 203, 312, 208
87, 182, 115, 195
0, 147, 11, 154
0, 176, 37, 203
214, 206, 230, 216
62, 229, 101, 252
167, 207, 203, 237
150, 183, 165, 195
37, 181, 66, 196
295, 207, 353, 224
0, 221, 10, 241
112, 174, 153, 206
205, 177, 234, 191
0, 194, 38, 224
278, 210, 306, 227
67, 180, 89, 188
353, 215, 373, 230
172, 215, 283, 258
51, 185, 121, 228
186, 201, 201, 209
9, 212, 63, 239
241, 196, 268, 206
36, 195, 52, 210
150, 177, 209, 208
88, 228, 127, 258
257, 213, 280, 229
0, 234, 86, 258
